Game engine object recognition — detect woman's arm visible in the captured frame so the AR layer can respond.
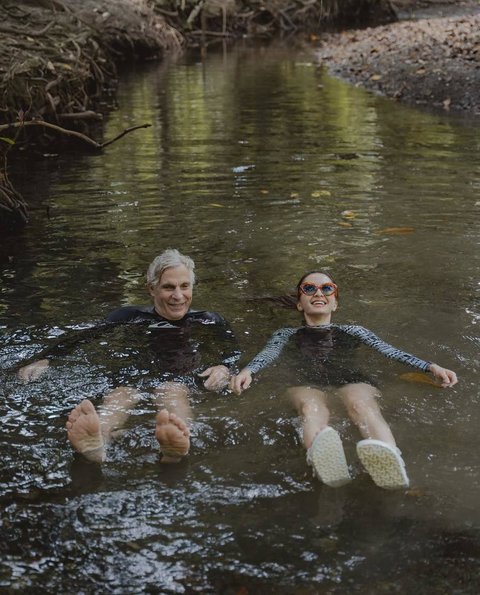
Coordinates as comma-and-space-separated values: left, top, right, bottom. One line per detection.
427, 363, 458, 387
230, 327, 297, 394
342, 324, 457, 386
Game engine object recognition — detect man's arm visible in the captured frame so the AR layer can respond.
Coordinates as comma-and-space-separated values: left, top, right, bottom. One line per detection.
14, 320, 113, 382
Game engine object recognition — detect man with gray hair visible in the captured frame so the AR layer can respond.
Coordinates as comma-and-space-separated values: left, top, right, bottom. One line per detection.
18, 249, 240, 464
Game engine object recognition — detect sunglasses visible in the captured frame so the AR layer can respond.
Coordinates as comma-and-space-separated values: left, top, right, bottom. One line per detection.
299, 282, 337, 297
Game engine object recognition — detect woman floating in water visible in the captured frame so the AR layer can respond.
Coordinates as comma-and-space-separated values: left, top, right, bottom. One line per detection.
230, 271, 457, 490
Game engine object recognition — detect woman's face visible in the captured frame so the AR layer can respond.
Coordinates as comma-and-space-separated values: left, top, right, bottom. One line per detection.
296, 272, 338, 323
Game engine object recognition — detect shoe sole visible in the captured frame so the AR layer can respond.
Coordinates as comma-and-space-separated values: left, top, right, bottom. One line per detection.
357, 440, 409, 490
308, 427, 351, 488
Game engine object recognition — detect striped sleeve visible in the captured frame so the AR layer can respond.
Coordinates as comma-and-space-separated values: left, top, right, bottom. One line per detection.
245, 327, 298, 374
340, 324, 431, 371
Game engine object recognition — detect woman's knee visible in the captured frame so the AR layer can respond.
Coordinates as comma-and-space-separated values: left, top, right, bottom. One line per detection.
339, 383, 380, 417
286, 386, 328, 415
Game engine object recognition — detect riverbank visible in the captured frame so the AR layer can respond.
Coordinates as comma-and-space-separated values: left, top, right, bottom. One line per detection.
316, 0, 480, 114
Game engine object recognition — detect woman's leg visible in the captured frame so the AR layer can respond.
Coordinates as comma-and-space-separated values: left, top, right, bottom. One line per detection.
338, 383, 408, 489
66, 386, 141, 463
286, 386, 351, 487
337, 382, 396, 447
286, 386, 329, 449
154, 381, 192, 463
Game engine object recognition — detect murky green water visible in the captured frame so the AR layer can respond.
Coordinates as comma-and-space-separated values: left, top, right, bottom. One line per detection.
1, 42, 479, 593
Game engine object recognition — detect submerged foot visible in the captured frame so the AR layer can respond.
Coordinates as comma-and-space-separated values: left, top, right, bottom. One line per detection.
155, 409, 190, 463
66, 399, 106, 463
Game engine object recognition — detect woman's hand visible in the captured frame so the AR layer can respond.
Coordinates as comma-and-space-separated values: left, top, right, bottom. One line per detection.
198, 365, 231, 391
229, 369, 253, 395
428, 363, 458, 387
17, 359, 50, 383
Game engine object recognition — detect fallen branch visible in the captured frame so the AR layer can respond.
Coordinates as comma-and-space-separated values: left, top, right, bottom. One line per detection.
0, 119, 151, 149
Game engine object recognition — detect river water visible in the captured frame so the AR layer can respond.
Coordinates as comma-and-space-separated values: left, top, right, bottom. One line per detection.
1, 42, 479, 593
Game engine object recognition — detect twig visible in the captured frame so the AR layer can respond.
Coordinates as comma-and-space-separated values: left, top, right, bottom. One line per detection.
100, 124, 151, 149
0, 120, 151, 149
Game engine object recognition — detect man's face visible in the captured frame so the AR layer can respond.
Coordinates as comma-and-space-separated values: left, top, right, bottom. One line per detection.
149, 265, 193, 320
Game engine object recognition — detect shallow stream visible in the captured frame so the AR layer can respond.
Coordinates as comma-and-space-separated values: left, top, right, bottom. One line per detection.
1, 42, 479, 593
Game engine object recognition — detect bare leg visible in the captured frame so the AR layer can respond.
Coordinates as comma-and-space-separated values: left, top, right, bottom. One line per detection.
66, 387, 140, 463
339, 383, 408, 489
287, 385, 351, 487
286, 386, 329, 449
154, 382, 191, 463
338, 382, 396, 447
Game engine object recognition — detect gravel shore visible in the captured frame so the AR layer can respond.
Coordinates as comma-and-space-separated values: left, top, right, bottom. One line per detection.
316, 1, 480, 114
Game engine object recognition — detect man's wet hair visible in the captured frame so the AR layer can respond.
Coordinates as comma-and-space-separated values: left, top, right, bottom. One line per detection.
147, 249, 196, 286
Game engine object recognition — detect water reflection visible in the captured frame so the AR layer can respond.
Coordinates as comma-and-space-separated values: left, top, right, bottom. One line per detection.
1, 42, 479, 592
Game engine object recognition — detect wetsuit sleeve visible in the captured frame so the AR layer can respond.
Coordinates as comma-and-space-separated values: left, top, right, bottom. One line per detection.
245, 327, 297, 374
11, 320, 114, 371
341, 324, 431, 371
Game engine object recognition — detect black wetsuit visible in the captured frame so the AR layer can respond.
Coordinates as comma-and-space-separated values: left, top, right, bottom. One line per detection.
17, 306, 240, 389
106, 306, 240, 384
245, 324, 431, 387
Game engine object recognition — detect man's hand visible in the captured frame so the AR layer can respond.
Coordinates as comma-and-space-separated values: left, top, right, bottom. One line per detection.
198, 365, 231, 391
229, 369, 253, 395
17, 359, 50, 383
428, 363, 458, 387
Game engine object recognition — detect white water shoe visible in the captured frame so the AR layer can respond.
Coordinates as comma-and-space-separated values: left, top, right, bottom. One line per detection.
307, 426, 351, 488
356, 439, 409, 490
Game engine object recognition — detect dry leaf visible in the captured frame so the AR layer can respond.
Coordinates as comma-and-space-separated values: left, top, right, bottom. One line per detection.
338, 221, 352, 227
260, 189, 269, 194
311, 190, 331, 198
378, 227, 415, 235
399, 372, 441, 387
341, 210, 357, 219
371, 74, 382, 81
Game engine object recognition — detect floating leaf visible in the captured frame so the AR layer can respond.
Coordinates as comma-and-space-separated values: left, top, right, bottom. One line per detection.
406, 488, 426, 497
378, 227, 415, 235
290, 192, 299, 198
0, 136, 15, 145
311, 190, 331, 198
399, 372, 441, 387
338, 221, 352, 228
341, 210, 357, 219
208, 203, 224, 207
260, 189, 269, 194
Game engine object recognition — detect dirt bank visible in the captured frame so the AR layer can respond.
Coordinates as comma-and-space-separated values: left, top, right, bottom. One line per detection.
316, 1, 480, 114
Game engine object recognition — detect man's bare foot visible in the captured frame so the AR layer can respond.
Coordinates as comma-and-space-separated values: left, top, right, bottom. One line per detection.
155, 409, 190, 463
66, 400, 106, 463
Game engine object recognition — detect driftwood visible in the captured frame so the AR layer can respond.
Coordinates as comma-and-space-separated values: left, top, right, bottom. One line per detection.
0, 120, 151, 150
154, 0, 397, 44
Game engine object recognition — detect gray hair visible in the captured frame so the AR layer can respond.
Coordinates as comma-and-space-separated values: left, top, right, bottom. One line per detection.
146, 249, 196, 287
